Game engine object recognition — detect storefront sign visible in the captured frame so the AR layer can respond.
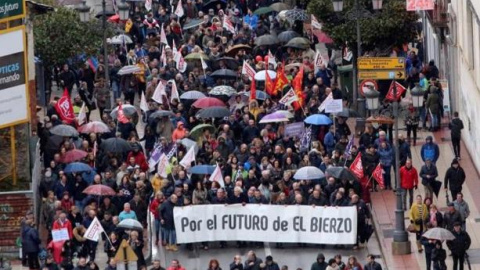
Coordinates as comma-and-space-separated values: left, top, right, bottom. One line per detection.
0, 0, 26, 23
174, 205, 358, 244
0, 26, 28, 128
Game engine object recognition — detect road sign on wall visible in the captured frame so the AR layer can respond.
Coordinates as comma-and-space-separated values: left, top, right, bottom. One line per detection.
358, 57, 405, 70
358, 70, 406, 80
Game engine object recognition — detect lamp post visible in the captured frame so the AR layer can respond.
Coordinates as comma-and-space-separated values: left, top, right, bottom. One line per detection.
392, 80, 411, 255
364, 88, 380, 114
411, 83, 424, 109
332, 0, 382, 115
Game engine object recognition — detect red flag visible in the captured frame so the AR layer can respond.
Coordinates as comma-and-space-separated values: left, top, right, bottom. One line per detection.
291, 65, 305, 111
117, 104, 130, 124
273, 63, 289, 96
265, 69, 275, 96
349, 153, 364, 179
250, 79, 256, 100
386, 81, 406, 101
372, 163, 385, 189
54, 88, 75, 124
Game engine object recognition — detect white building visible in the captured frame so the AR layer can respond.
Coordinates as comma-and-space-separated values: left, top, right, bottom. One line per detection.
447, 0, 480, 168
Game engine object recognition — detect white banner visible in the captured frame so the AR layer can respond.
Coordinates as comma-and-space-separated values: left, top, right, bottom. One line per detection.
325, 99, 343, 113
52, 228, 70, 242
174, 205, 357, 244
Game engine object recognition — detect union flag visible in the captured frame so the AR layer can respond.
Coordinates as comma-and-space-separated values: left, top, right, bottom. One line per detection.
349, 153, 364, 179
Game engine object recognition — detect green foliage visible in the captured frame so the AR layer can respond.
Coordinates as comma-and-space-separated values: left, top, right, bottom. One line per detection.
33, 7, 115, 69
308, 0, 419, 53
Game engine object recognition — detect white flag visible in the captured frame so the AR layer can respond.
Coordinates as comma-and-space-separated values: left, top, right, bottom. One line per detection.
84, 217, 104, 242
152, 81, 167, 104
160, 23, 168, 45
180, 146, 195, 168
145, 0, 152, 11
209, 164, 225, 188
311, 14, 322, 30
223, 16, 236, 34
279, 88, 299, 105
140, 91, 149, 113
172, 39, 178, 61
77, 102, 87, 125
318, 92, 333, 112
200, 55, 208, 70
174, 0, 184, 18
241, 61, 256, 81
267, 50, 277, 69
160, 47, 167, 67
314, 51, 325, 73
176, 54, 187, 73
157, 153, 169, 178
168, 79, 180, 102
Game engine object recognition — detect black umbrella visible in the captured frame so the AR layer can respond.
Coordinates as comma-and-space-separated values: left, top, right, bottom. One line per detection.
210, 69, 238, 79
254, 34, 280, 46
277, 30, 301, 43
101, 138, 132, 153
202, 0, 226, 12
196, 106, 231, 118
336, 108, 360, 118
432, 180, 442, 198
149, 110, 175, 119
326, 167, 359, 182
213, 57, 239, 70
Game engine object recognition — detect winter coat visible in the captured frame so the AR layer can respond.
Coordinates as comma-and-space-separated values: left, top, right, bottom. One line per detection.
449, 118, 464, 139
363, 262, 382, 270
447, 230, 471, 256
419, 164, 438, 186
431, 247, 447, 270
444, 166, 466, 191
443, 210, 462, 231
420, 140, 440, 163
23, 226, 41, 253
244, 257, 263, 270
400, 166, 418, 190
453, 200, 470, 222
230, 262, 244, 270
311, 253, 327, 270
426, 92, 441, 114
159, 199, 176, 229
409, 203, 428, 232
377, 146, 394, 167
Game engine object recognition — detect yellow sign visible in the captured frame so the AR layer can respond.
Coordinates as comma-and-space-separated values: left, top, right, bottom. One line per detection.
114, 240, 138, 262
358, 57, 405, 70
358, 70, 406, 80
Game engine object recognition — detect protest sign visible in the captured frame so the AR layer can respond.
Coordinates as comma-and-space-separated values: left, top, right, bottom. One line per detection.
174, 205, 357, 244
325, 99, 343, 114
52, 228, 70, 242
284, 122, 305, 138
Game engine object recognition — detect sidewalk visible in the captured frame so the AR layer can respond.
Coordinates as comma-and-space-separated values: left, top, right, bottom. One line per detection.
371, 127, 480, 270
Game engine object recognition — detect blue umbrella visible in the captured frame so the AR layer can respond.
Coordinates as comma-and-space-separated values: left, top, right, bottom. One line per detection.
190, 165, 215, 175
64, 162, 93, 173
304, 114, 333, 125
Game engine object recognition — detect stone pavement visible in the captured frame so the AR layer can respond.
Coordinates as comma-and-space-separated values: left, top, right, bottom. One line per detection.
371, 127, 480, 270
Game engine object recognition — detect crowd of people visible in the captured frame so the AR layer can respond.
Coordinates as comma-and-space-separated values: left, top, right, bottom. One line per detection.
18, 0, 473, 270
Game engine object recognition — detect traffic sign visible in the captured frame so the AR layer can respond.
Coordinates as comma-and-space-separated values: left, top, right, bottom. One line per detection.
358, 70, 406, 80
359, 80, 378, 97
358, 57, 405, 70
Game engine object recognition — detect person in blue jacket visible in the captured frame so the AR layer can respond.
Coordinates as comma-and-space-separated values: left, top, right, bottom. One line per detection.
243, 9, 258, 30
378, 141, 394, 190
23, 218, 41, 270
420, 136, 440, 164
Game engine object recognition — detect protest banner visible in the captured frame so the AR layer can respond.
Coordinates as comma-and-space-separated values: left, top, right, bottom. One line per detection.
174, 205, 357, 244
325, 99, 343, 114
52, 228, 70, 242
284, 122, 305, 137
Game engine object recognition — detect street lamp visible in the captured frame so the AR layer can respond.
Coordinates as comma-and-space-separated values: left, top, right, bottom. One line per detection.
364, 88, 380, 112
331, 0, 383, 116
76, 0, 91, 22
410, 83, 424, 108
117, 1, 130, 20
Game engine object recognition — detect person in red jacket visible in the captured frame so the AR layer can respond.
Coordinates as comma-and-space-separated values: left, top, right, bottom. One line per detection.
172, 122, 187, 142
400, 159, 419, 210
149, 191, 165, 245
127, 146, 149, 172
167, 259, 186, 270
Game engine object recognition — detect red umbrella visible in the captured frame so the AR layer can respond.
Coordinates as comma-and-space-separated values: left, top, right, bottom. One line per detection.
62, 149, 88, 163
108, 14, 120, 23
78, 121, 110, 134
192, 97, 226, 108
82, 184, 116, 196
313, 29, 334, 44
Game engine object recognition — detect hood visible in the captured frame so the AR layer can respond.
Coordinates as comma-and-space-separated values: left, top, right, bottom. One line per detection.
317, 253, 325, 261
426, 135, 433, 142
177, 122, 184, 128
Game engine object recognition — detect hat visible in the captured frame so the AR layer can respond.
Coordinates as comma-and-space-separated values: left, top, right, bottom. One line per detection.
266, 256, 273, 262
447, 202, 454, 207
451, 159, 459, 165
453, 221, 462, 227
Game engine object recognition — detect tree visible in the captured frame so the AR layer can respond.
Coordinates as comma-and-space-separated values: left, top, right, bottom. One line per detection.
307, 0, 418, 54
33, 7, 115, 70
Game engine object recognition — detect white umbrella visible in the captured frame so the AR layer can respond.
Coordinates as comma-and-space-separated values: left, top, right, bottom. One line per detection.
117, 65, 141, 76
275, 110, 294, 118
422, 227, 456, 241
107, 34, 133, 44
254, 70, 277, 81
110, 104, 137, 118
117, 219, 143, 230
293, 166, 325, 180
180, 138, 199, 154
180, 90, 206, 100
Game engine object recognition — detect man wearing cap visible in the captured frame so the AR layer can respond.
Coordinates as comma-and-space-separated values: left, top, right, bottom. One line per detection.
264, 256, 280, 270
447, 222, 471, 270
443, 203, 462, 232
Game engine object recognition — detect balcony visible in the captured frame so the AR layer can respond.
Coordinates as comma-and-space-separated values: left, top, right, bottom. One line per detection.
426, 0, 449, 28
